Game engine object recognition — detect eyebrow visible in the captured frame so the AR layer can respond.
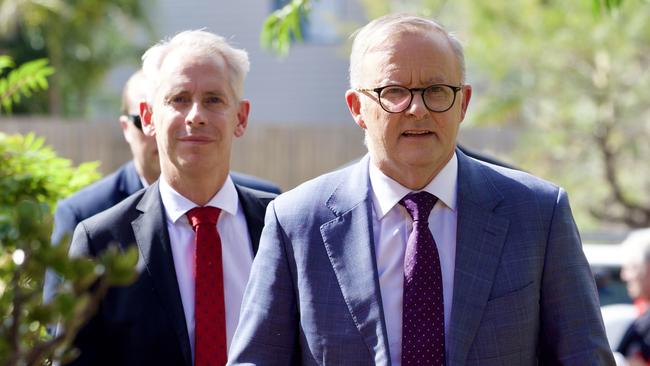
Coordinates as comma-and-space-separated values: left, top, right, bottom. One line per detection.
163, 88, 227, 97
163, 87, 188, 97
203, 90, 227, 97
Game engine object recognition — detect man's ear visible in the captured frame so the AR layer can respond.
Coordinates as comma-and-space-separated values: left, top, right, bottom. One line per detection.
345, 89, 367, 129
140, 101, 155, 136
459, 84, 472, 122
233, 99, 250, 138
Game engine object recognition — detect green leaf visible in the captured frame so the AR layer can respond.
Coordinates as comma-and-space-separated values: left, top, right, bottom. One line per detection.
0, 56, 14, 71
259, 0, 311, 57
0, 58, 55, 114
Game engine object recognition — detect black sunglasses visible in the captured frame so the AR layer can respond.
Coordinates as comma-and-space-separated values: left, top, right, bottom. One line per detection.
128, 114, 142, 131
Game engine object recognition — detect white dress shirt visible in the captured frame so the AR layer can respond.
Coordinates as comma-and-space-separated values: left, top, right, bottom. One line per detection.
158, 176, 253, 362
369, 154, 458, 366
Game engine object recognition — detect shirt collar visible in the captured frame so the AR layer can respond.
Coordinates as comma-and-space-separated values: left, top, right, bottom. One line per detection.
138, 174, 150, 189
368, 152, 458, 220
159, 175, 239, 224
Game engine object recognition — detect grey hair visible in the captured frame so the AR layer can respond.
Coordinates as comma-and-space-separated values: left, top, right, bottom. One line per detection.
141, 29, 250, 103
621, 228, 650, 265
348, 14, 466, 88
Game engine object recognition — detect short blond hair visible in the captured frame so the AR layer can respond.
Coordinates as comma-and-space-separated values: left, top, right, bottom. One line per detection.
141, 29, 250, 103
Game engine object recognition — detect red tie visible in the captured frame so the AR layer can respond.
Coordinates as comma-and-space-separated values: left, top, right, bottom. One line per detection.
186, 207, 227, 366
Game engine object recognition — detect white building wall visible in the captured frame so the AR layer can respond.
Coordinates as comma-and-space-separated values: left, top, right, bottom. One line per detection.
104, 0, 366, 125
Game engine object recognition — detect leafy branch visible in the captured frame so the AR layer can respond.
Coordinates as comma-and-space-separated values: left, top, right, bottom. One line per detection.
0, 56, 54, 114
0, 132, 138, 365
260, 0, 311, 57
593, 0, 650, 13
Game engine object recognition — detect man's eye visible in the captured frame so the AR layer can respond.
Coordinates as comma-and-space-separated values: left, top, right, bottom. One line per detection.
205, 96, 223, 104
382, 87, 409, 98
171, 95, 190, 104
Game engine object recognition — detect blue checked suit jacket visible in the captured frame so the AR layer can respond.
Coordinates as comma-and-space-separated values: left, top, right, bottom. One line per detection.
229, 149, 614, 365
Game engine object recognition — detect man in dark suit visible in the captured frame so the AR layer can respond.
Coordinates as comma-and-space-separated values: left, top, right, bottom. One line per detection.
66, 30, 275, 365
44, 70, 280, 305
229, 14, 614, 365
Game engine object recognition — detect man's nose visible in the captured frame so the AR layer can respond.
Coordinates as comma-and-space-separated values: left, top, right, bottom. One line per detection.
405, 90, 428, 119
186, 102, 206, 125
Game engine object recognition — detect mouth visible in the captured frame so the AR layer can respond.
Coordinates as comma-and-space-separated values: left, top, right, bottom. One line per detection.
178, 135, 213, 143
401, 130, 434, 137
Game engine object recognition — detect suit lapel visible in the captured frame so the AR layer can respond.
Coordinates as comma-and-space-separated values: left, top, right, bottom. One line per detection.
132, 183, 192, 366
235, 185, 269, 256
448, 150, 510, 365
319, 156, 391, 365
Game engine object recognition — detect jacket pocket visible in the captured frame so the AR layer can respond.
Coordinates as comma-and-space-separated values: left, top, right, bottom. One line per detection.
467, 281, 539, 362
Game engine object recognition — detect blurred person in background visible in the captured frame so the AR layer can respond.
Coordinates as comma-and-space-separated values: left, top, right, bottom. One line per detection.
618, 228, 650, 365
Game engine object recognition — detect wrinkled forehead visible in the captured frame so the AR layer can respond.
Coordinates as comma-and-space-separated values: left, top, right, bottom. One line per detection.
150, 47, 233, 102
361, 31, 461, 85
158, 46, 226, 80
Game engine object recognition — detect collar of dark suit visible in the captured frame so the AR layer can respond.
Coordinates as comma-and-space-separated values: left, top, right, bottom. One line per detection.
136, 181, 271, 257
235, 184, 275, 255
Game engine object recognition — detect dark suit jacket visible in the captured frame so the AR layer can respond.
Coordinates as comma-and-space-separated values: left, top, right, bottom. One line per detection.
229, 150, 614, 365
44, 162, 280, 303
66, 182, 275, 366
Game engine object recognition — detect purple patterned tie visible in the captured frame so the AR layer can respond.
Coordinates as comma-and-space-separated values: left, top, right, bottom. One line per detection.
400, 191, 446, 366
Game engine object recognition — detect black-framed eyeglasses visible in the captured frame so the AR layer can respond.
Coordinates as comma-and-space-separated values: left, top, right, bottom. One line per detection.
356, 84, 463, 113
128, 114, 142, 131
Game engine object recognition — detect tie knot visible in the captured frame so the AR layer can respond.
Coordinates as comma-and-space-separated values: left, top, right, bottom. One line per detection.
400, 191, 438, 222
186, 206, 221, 230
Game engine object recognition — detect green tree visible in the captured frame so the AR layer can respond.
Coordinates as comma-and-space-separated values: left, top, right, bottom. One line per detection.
262, 0, 650, 230
0, 55, 53, 114
0, 59, 138, 364
453, 0, 650, 229
0, 132, 139, 365
0, 0, 154, 116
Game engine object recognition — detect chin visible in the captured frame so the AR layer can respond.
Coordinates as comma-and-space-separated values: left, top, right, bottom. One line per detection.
400, 150, 442, 166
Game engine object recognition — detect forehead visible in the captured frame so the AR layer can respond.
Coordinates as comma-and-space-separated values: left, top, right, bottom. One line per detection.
157, 47, 229, 92
361, 31, 460, 85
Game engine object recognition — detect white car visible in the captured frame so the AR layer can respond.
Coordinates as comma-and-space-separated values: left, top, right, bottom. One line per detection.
583, 243, 635, 352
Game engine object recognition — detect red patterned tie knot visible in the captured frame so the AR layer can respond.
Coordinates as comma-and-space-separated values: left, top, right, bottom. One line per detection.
186, 206, 221, 230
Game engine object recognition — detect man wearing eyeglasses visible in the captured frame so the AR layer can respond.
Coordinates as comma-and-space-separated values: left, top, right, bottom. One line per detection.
229, 14, 614, 365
